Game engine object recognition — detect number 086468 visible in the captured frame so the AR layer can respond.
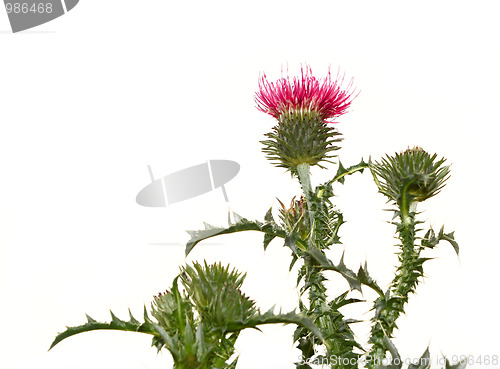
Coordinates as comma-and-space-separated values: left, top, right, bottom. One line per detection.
5, 2, 53, 14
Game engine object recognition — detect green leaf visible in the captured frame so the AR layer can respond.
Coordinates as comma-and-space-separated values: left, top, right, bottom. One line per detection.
439, 227, 459, 255
329, 290, 363, 310
289, 254, 299, 271
421, 226, 459, 255
225, 308, 326, 348
183, 319, 195, 356
384, 334, 401, 364
264, 207, 274, 222
151, 323, 180, 361
445, 358, 467, 369
185, 211, 286, 256
374, 335, 402, 369
357, 262, 384, 298
49, 310, 159, 351
330, 159, 369, 185
195, 322, 206, 363
304, 248, 385, 295
284, 233, 300, 256
408, 347, 431, 369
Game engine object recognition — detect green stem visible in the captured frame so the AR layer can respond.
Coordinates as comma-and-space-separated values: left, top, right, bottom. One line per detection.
295, 163, 325, 318
399, 180, 416, 227
297, 163, 315, 252
296, 163, 312, 193
296, 163, 315, 246
295, 163, 362, 368
295, 163, 329, 358
367, 198, 420, 368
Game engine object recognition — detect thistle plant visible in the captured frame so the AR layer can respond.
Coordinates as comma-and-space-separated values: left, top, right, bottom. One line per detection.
51, 66, 465, 369
183, 66, 463, 369
50, 262, 324, 369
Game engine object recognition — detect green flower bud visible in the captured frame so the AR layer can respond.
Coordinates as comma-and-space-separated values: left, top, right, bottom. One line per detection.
371, 147, 450, 204
278, 195, 309, 239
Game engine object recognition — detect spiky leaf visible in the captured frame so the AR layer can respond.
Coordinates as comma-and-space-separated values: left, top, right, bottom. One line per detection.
226, 307, 326, 346
305, 247, 383, 296
185, 212, 286, 256
49, 309, 159, 351
330, 159, 369, 185
408, 347, 431, 369
421, 226, 459, 255
357, 262, 384, 298
373, 335, 402, 369
445, 358, 467, 369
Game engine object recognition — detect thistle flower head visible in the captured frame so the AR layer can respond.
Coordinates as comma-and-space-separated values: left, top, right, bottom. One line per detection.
255, 66, 356, 173
371, 147, 450, 205
256, 65, 354, 123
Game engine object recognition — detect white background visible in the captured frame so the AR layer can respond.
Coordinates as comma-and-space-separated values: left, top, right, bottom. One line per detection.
1, 1, 499, 368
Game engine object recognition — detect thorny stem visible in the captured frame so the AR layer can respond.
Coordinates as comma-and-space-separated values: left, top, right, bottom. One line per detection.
295, 164, 328, 356
295, 163, 350, 367
367, 198, 420, 367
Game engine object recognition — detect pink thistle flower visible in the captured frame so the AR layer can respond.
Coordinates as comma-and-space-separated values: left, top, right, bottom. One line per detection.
255, 65, 355, 124
256, 66, 356, 173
